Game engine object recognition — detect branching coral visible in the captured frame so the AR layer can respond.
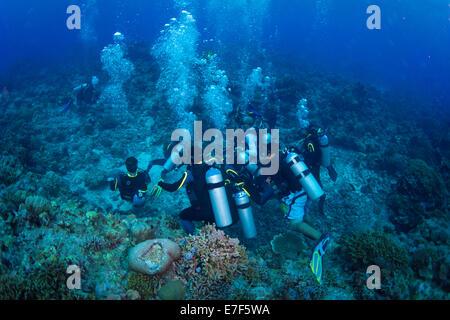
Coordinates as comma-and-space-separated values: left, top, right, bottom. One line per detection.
175, 224, 249, 299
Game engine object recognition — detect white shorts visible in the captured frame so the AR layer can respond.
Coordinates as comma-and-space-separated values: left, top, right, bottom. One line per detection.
282, 190, 307, 222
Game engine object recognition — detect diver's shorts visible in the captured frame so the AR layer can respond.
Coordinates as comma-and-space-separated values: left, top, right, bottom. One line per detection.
282, 190, 307, 222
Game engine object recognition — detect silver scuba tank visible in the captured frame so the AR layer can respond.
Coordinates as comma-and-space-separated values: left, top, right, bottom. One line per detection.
285, 153, 324, 200
245, 163, 261, 177
163, 144, 184, 172
319, 135, 331, 168
233, 190, 257, 239
205, 168, 233, 228
238, 148, 261, 177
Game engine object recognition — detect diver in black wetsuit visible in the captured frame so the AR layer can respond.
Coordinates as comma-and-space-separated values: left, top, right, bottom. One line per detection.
151, 161, 243, 234
72, 76, 100, 111
290, 124, 338, 215
148, 142, 185, 180
108, 157, 151, 207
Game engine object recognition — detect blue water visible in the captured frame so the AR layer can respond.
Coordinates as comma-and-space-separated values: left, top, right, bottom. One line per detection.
0, 0, 448, 106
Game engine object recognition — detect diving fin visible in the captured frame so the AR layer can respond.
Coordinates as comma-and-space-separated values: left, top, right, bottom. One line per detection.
310, 234, 330, 284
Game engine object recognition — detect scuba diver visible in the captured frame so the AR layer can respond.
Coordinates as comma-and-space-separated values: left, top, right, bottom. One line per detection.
147, 142, 185, 180
274, 148, 330, 284
236, 108, 278, 130
64, 76, 100, 113
108, 157, 151, 207
151, 158, 257, 240
290, 123, 338, 215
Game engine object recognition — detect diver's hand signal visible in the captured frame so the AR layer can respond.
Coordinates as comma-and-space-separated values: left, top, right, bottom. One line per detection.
150, 179, 164, 199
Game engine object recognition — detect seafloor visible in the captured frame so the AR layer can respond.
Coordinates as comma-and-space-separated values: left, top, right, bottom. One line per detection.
0, 43, 448, 300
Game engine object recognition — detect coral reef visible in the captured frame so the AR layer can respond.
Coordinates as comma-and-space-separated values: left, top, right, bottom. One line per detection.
388, 159, 447, 232
0, 31, 448, 300
174, 224, 249, 299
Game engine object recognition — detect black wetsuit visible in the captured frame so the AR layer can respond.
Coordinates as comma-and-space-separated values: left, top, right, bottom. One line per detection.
110, 170, 150, 202
292, 134, 328, 214
158, 164, 240, 226
77, 83, 98, 106
274, 153, 304, 198
299, 134, 323, 187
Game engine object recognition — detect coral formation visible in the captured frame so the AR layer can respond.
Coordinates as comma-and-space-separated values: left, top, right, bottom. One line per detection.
126, 272, 164, 300
340, 230, 409, 270
174, 224, 249, 299
388, 159, 447, 232
0, 154, 24, 185
270, 232, 306, 259
158, 279, 186, 300
128, 239, 181, 276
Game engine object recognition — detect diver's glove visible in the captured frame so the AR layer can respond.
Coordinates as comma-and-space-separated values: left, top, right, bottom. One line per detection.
280, 202, 288, 216
327, 165, 338, 182
150, 179, 164, 199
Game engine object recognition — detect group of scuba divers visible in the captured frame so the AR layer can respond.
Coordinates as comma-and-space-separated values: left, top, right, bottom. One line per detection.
107, 110, 338, 284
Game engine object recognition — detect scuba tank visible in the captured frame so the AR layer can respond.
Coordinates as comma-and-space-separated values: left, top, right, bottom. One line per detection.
245, 163, 261, 177
319, 135, 331, 168
233, 189, 257, 239
245, 128, 258, 155
238, 147, 261, 178
285, 153, 324, 200
163, 144, 184, 172
205, 168, 233, 228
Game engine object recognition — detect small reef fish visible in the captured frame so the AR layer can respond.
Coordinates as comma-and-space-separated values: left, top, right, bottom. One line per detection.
60, 99, 72, 113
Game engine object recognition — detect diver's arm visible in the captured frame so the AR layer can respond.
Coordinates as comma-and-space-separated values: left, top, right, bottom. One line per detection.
150, 159, 167, 166
158, 171, 189, 192
140, 172, 151, 192
109, 177, 119, 191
